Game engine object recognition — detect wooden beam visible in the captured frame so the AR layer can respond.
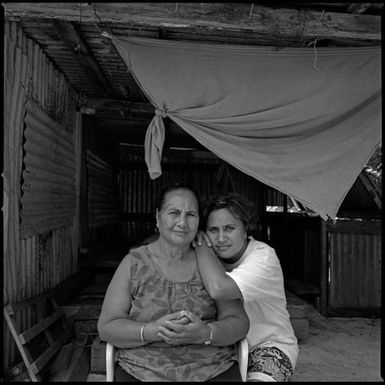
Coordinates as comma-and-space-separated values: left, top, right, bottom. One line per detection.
347, 3, 371, 14
4, 3, 381, 45
52, 19, 116, 97
83, 98, 155, 114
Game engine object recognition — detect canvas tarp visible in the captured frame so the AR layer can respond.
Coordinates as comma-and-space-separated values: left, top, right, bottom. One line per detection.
112, 36, 381, 219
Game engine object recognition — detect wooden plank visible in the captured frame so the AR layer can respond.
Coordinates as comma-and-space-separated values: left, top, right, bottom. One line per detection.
4, 290, 55, 315
120, 161, 220, 171
30, 328, 73, 374
326, 306, 381, 317
347, 3, 371, 14
83, 98, 155, 115
327, 219, 381, 235
3, 310, 40, 381
18, 309, 64, 344
319, 218, 328, 316
3, 3, 381, 45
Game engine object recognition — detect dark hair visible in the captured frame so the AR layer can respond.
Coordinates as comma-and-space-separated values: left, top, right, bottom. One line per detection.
202, 193, 258, 235
156, 183, 201, 212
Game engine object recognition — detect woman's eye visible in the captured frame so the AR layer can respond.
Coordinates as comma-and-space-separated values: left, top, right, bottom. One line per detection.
208, 228, 217, 234
225, 226, 235, 231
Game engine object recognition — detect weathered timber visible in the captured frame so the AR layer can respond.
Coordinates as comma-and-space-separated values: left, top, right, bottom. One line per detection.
3, 291, 74, 381
91, 337, 106, 374
347, 3, 372, 14
3, 3, 381, 46
83, 98, 155, 114
52, 20, 115, 97
326, 219, 381, 235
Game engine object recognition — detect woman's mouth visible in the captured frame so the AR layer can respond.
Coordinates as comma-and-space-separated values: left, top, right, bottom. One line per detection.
216, 245, 231, 251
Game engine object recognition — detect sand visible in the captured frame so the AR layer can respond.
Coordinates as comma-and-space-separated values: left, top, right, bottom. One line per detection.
291, 306, 382, 382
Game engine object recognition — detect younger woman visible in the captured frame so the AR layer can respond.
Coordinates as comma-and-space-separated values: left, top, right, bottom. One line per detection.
194, 193, 298, 382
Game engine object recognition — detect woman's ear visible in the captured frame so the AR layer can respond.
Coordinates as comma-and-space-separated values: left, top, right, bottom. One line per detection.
155, 209, 159, 226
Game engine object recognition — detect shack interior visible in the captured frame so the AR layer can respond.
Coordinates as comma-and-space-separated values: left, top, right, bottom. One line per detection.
3, 2, 382, 380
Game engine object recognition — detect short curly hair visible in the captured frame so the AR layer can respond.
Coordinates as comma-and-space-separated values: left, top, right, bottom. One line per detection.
202, 193, 258, 235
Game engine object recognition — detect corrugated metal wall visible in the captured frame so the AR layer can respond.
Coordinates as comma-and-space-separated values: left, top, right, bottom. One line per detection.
119, 145, 262, 246
20, 100, 76, 238
3, 21, 78, 370
87, 149, 120, 228
327, 220, 381, 314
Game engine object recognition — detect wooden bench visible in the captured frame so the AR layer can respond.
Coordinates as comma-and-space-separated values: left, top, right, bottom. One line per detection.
3, 289, 90, 382
285, 278, 320, 310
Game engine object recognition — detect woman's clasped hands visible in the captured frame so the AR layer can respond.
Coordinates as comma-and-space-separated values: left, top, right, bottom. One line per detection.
157, 310, 209, 346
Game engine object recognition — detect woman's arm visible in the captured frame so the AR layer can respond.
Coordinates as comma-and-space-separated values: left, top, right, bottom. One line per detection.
209, 298, 250, 346
97, 255, 184, 348
195, 236, 243, 301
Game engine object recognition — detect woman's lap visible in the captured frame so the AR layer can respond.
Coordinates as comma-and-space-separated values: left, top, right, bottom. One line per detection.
114, 362, 241, 382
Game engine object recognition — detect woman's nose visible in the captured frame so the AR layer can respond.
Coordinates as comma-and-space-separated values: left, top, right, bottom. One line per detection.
176, 215, 188, 227
217, 230, 226, 243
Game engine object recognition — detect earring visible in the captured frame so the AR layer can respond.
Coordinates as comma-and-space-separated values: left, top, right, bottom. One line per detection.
154, 226, 159, 234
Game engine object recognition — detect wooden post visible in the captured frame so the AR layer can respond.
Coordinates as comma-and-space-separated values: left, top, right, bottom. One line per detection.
319, 218, 328, 315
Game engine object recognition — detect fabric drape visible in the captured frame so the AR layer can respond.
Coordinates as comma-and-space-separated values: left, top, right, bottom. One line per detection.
112, 36, 381, 219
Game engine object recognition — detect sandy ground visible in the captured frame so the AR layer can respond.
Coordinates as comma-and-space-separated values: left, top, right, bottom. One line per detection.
87, 306, 382, 382
291, 306, 382, 382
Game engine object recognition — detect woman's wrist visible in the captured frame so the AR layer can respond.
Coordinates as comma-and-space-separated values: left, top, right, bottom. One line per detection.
143, 322, 161, 344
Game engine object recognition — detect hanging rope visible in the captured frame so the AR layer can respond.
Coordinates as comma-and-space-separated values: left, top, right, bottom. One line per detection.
307, 10, 327, 71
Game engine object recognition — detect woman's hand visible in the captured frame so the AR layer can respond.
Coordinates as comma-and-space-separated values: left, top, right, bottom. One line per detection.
157, 310, 210, 346
192, 230, 212, 248
144, 311, 191, 342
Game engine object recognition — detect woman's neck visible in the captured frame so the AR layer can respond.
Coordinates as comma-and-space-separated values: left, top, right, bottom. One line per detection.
224, 238, 249, 265
154, 238, 191, 261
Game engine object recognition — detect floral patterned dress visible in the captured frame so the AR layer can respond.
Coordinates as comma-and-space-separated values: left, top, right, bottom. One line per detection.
116, 245, 237, 381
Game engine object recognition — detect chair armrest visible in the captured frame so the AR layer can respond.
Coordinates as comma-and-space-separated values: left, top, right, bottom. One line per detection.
106, 342, 116, 382
238, 338, 249, 382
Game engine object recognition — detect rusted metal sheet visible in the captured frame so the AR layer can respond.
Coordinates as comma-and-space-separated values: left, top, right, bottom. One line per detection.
87, 150, 120, 228
328, 227, 381, 309
20, 100, 76, 239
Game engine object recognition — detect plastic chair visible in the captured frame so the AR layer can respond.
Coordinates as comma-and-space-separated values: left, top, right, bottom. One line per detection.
106, 338, 249, 381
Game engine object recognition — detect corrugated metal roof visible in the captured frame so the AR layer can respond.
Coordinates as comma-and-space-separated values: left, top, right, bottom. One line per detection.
4, 2, 381, 145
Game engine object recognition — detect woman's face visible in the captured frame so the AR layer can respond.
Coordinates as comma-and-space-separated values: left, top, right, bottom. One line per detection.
205, 208, 247, 260
156, 189, 199, 247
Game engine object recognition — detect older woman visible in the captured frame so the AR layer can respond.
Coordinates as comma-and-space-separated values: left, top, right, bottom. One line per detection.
97, 184, 249, 382
194, 193, 298, 382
